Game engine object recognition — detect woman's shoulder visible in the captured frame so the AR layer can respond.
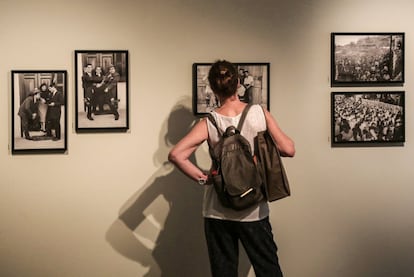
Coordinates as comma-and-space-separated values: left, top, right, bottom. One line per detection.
214, 102, 247, 116
213, 103, 265, 117
248, 104, 266, 117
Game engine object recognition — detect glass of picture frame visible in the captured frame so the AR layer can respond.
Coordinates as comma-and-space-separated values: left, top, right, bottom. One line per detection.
331, 32, 404, 87
11, 70, 68, 154
75, 50, 129, 132
331, 91, 405, 146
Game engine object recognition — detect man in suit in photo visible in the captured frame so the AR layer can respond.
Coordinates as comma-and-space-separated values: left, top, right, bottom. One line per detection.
82, 63, 97, 120
18, 89, 41, 140
46, 84, 64, 141
96, 64, 120, 120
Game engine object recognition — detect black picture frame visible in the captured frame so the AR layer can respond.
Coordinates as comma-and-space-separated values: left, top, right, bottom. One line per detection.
331, 32, 404, 87
331, 91, 405, 146
192, 62, 270, 116
75, 50, 129, 132
11, 70, 68, 154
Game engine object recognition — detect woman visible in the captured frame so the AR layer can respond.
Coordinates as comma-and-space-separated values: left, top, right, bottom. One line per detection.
168, 60, 295, 277
38, 83, 49, 132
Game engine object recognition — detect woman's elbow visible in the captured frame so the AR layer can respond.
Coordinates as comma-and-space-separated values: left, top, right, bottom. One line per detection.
168, 150, 178, 164
285, 147, 296, 157
280, 142, 296, 157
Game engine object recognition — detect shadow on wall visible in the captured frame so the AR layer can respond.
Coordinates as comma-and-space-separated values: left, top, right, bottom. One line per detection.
105, 97, 252, 276
105, 98, 207, 276
343, 222, 414, 277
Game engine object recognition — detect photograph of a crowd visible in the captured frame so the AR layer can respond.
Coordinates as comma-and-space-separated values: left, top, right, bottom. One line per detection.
331, 33, 404, 86
331, 91, 404, 145
11, 70, 67, 154
193, 63, 269, 115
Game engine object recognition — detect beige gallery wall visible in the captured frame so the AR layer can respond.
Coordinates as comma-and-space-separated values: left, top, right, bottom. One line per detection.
0, 0, 413, 276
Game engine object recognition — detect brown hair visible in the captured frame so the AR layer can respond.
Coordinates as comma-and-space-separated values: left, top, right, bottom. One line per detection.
208, 60, 238, 98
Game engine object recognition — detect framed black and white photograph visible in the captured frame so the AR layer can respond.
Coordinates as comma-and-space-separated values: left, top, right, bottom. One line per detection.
331, 32, 404, 87
192, 62, 270, 116
75, 50, 129, 132
11, 70, 67, 154
331, 91, 405, 146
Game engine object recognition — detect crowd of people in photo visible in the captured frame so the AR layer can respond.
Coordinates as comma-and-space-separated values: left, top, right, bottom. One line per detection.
18, 83, 63, 141
335, 55, 394, 82
333, 94, 404, 142
335, 37, 403, 82
82, 64, 120, 121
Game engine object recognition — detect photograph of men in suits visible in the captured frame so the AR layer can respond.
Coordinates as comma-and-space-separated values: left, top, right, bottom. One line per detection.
12, 71, 67, 153
75, 50, 129, 131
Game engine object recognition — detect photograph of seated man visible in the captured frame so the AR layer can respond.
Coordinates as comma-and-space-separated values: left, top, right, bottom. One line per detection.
82, 64, 120, 120
75, 50, 129, 131
92, 66, 104, 114
94, 64, 120, 120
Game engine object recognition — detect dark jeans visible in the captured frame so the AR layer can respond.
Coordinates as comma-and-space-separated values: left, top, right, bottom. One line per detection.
204, 217, 283, 277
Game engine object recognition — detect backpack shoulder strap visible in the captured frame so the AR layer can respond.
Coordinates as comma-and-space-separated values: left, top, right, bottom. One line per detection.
207, 104, 252, 135
237, 104, 252, 131
259, 105, 268, 129
207, 113, 223, 136
206, 114, 221, 165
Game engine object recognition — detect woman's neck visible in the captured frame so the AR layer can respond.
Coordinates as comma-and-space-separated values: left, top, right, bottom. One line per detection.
215, 94, 247, 116
218, 94, 238, 105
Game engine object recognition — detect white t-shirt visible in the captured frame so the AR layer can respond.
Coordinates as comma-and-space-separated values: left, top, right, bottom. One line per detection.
203, 104, 269, 222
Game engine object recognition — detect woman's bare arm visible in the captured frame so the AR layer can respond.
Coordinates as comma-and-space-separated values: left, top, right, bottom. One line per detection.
264, 109, 295, 157
168, 119, 210, 182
